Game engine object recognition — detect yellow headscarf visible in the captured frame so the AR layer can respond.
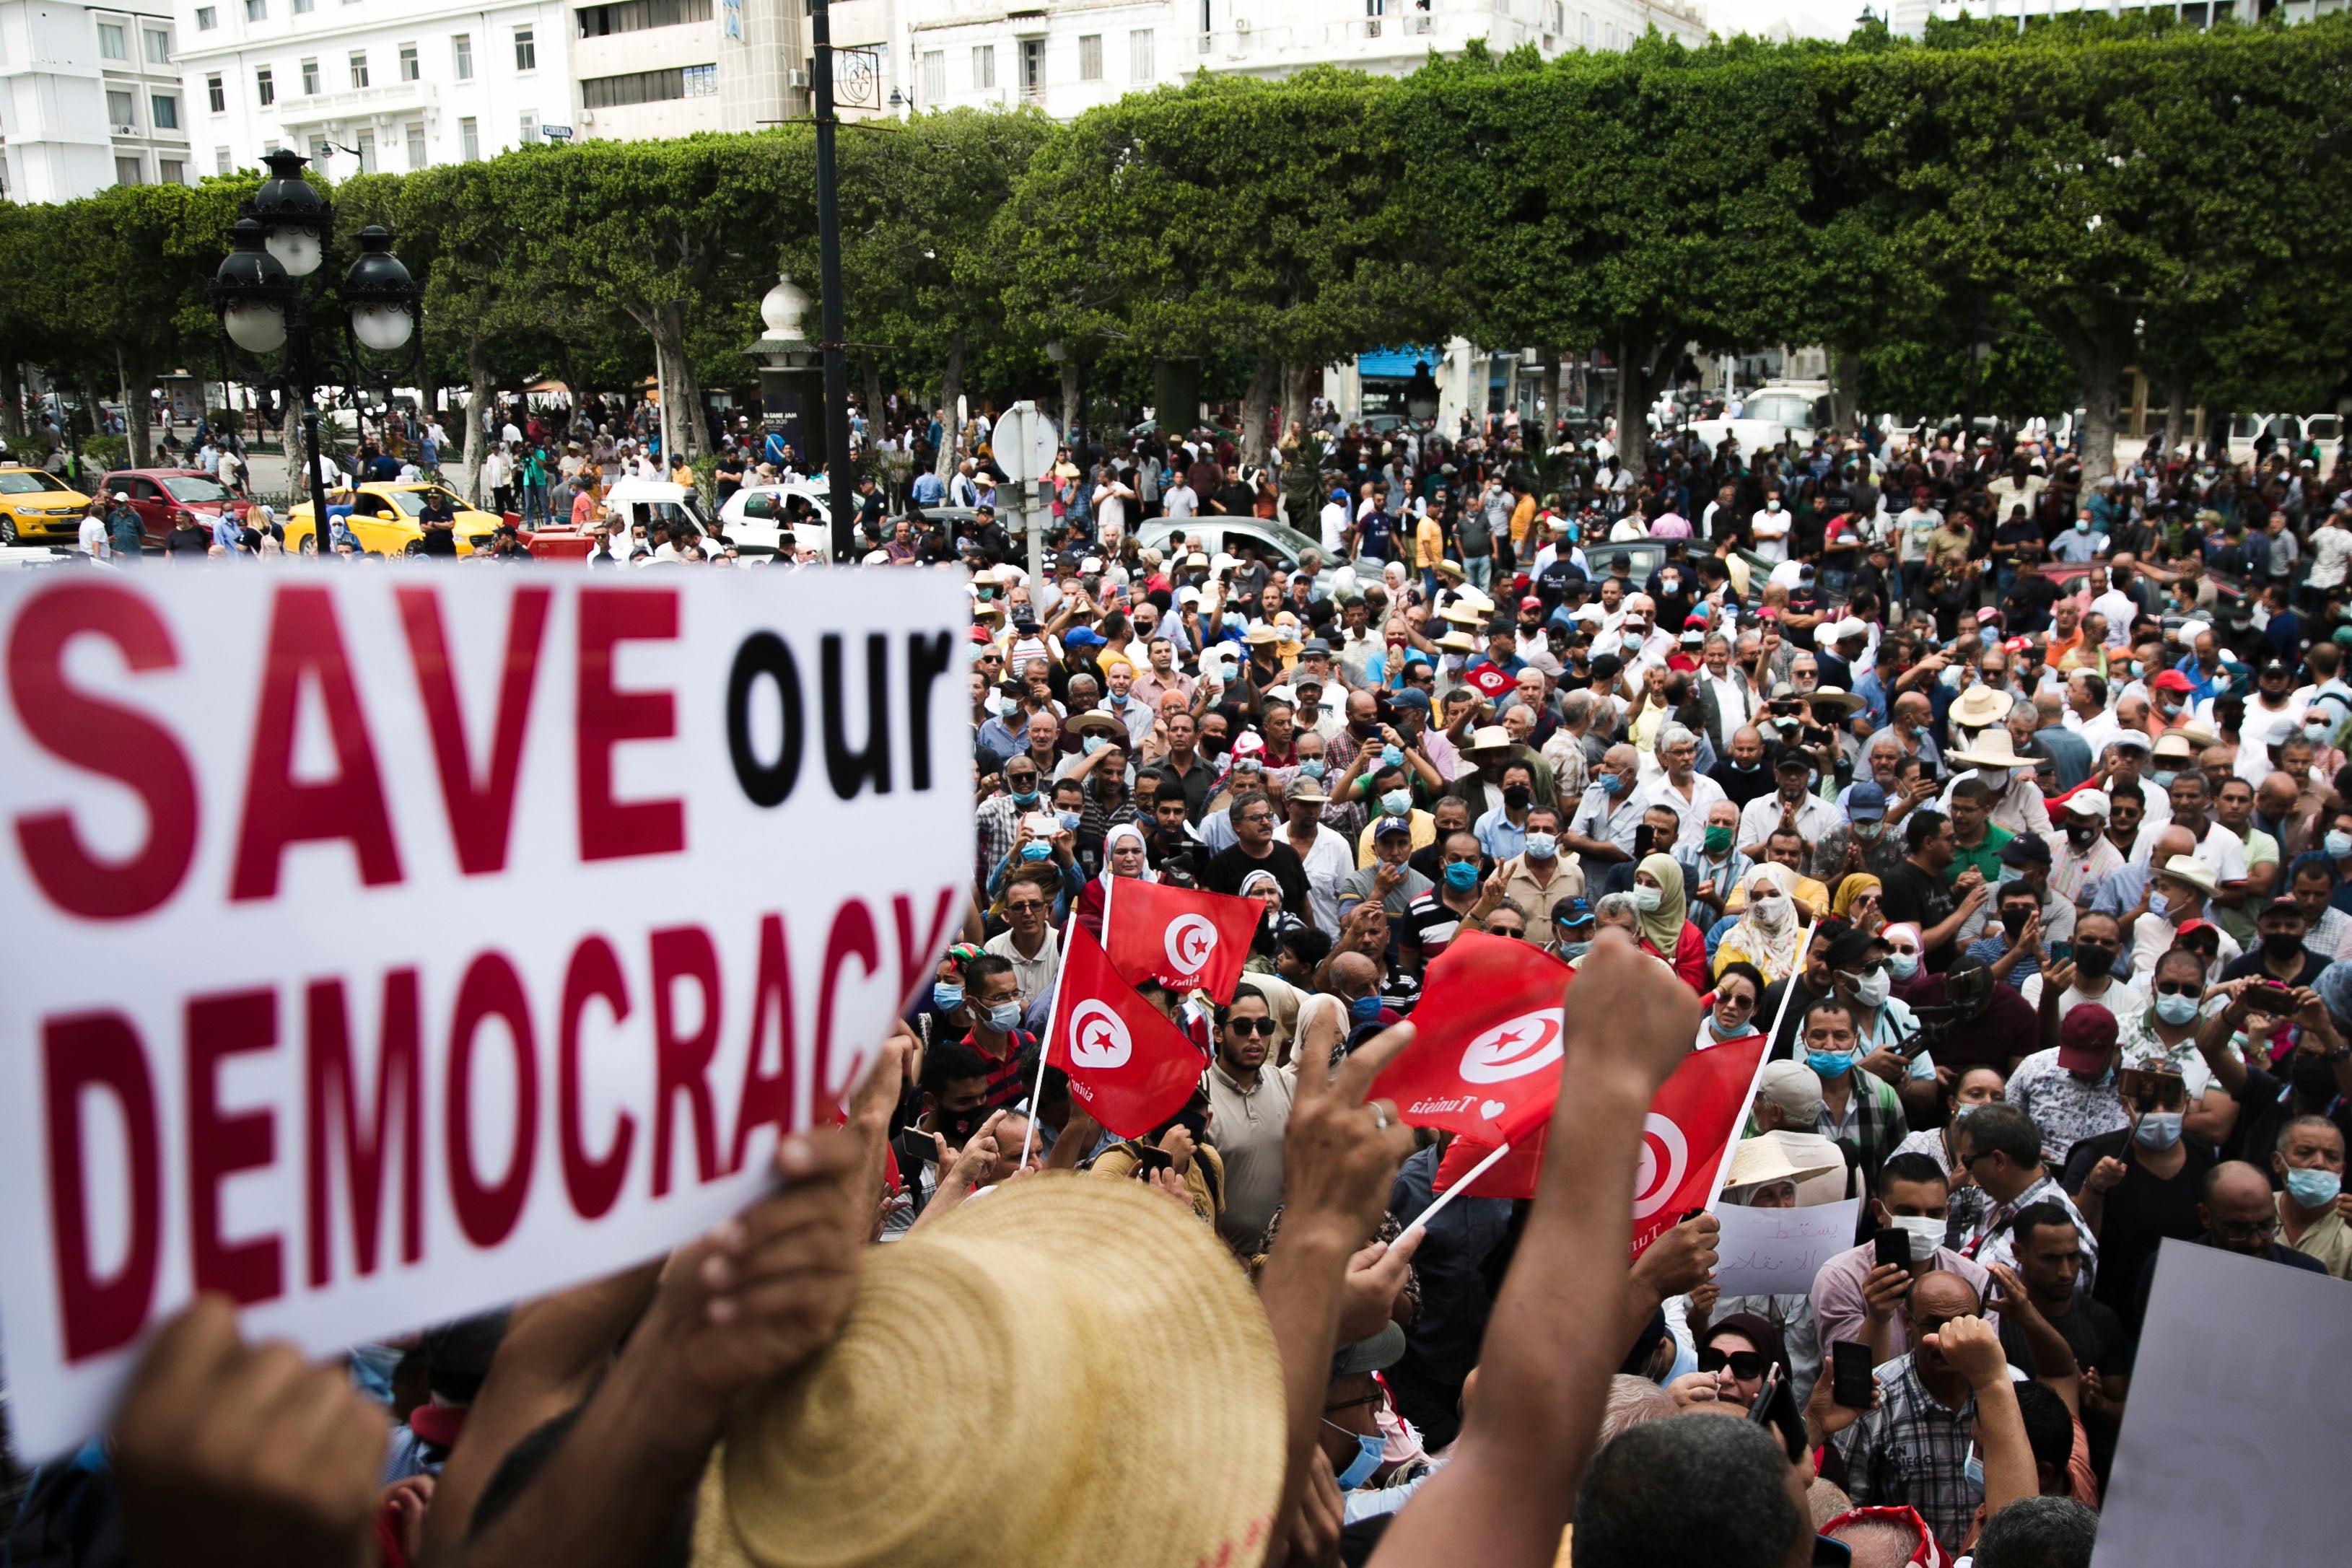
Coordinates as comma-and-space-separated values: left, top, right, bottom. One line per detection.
1831, 874, 1882, 922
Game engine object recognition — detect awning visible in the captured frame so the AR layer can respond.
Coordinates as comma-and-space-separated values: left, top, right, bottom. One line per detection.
1356, 346, 1441, 380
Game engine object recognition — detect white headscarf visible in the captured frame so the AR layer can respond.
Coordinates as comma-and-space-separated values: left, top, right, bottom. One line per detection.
1724, 862, 1804, 984
1100, 821, 1158, 893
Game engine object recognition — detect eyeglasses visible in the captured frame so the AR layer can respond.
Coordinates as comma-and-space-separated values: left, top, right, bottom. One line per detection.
1696, 1347, 1766, 1380
1717, 992, 1758, 1010
1005, 899, 1048, 914
2213, 1217, 2280, 1243
1223, 1015, 1279, 1037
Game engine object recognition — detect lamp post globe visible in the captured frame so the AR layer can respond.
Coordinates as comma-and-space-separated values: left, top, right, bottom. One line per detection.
342, 227, 419, 353
212, 218, 292, 354
252, 148, 331, 279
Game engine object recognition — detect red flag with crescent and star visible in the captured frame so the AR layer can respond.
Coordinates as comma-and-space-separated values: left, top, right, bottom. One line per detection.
1368, 933, 1575, 1147
1044, 920, 1209, 1139
1626, 1031, 1771, 1259
1102, 875, 1263, 1002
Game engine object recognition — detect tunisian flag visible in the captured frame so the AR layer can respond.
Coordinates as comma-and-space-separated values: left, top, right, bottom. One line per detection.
1369, 934, 1575, 1147
1046, 921, 1209, 1139
1432, 1129, 1549, 1201
1103, 875, 1262, 1002
1627, 1031, 1771, 1259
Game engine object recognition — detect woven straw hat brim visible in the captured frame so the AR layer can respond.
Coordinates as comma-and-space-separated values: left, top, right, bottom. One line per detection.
696, 1173, 1283, 1568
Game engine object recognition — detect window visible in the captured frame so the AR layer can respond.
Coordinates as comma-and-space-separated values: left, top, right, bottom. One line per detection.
98, 24, 127, 59
1129, 28, 1154, 80
580, 66, 712, 107
515, 27, 536, 71
151, 94, 178, 129
115, 155, 143, 185
159, 158, 184, 185
302, 58, 319, 94
406, 121, 426, 167
107, 89, 136, 128
349, 51, 369, 88
256, 66, 274, 105
1018, 38, 1042, 97
245, 0, 265, 20
453, 34, 473, 79
921, 49, 943, 102
460, 116, 479, 160
1079, 34, 1101, 81
207, 74, 224, 112
577, 0, 714, 38
683, 62, 716, 95
196, 7, 217, 30
398, 44, 419, 80
295, 0, 313, 10
519, 110, 537, 142
357, 129, 375, 172
215, 146, 232, 173
971, 44, 993, 90
1581, 12, 1593, 48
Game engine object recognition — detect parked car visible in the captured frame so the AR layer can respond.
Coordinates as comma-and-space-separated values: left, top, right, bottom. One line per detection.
1688, 386, 1831, 457
283, 482, 504, 555
0, 468, 92, 546
1134, 514, 1380, 600
97, 468, 250, 548
528, 476, 717, 561
719, 481, 834, 557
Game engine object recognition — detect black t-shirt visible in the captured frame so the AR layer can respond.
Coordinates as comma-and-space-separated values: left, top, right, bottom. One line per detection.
1881, 859, 1960, 968
2000, 1292, 2120, 1381
2227, 1064, 2352, 1171
2217, 947, 2327, 991
417, 525, 459, 557
2003, 572, 2062, 633
1896, 972, 2037, 1074
1201, 841, 1311, 918
1710, 760, 1777, 810
2060, 1127, 2216, 1318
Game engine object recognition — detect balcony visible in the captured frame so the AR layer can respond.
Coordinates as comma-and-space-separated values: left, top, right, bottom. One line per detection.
271, 79, 437, 131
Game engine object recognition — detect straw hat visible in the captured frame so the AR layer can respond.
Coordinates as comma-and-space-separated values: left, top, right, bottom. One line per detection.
1805, 686, 1864, 717
1439, 603, 1486, 627
695, 1175, 1282, 1568
1946, 730, 2029, 771
1436, 630, 1478, 653
1065, 709, 1127, 740
1721, 1134, 1844, 1195
1948, 684, 2013, 730
1466, 724, 1516, 754
1453, 585, 1496, 614
2155, 852, 2217, 898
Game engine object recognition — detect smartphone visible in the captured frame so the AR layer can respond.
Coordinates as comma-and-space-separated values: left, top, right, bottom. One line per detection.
1132, 1145, 1173, 1178
1831, 1341, 1876, 1410
1874, 1229, 1911, 1274
1023, 813, 1060, 838
2047, 940, 2072, 966
893, 1126, 940, 1164
1746, 1365, 1806, 1463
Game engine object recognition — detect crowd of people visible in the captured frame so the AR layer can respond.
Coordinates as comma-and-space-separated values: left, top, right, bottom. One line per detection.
7, 403, 2351, 1568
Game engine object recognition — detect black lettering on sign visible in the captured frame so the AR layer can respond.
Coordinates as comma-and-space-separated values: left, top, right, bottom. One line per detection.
727, 632, 805, 807
904, 629, 955, 792
822, 633, 892, 800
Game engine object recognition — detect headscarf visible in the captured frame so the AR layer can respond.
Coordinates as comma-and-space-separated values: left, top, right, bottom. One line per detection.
2316, 959, 2352, 1035
1100, 823, 1158, 893
1832, 873, 1883, 922
1723, 862, 1804, 984
1634, 851, 1686, 955
1238, 867, 1300, 956
1699, 1312, 1792, 1390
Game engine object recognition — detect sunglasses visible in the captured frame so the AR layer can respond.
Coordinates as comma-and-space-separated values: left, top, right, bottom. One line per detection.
2153, 980, 2200, 997
1697, 1347, 1766, 1380
1223, 1016, 1278, 1037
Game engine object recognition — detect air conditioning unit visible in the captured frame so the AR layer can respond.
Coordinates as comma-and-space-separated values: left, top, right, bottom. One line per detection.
113, 123, 137, 136
1236, 15, 1251, 30
787, 68, 808, 88
577, 110, 594, 124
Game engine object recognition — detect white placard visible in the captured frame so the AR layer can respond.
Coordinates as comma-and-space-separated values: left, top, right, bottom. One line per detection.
1710, 1199, 1861, 1296
2091, 1240, 2352, 1568
0, 564, 970, 1457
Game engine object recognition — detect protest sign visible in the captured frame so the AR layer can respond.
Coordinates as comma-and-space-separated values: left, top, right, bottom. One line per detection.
0, 566, 970, 1457
2091, 1240, 2352, 1568
1709, 1199, 1861, 1296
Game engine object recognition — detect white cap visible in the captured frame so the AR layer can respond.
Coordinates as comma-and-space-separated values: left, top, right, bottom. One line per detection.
2064, 789, 2110, 818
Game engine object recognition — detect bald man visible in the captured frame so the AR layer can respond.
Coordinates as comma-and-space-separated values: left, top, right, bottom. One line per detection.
2123, 1162, 2329, 1357
1835, 1271, 1990, 1551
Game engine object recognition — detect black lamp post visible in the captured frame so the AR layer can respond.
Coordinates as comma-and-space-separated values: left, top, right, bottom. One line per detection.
209, 149, 421, 549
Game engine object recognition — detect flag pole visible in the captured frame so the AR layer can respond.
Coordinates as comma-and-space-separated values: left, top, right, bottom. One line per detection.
1698, 917, 1814, 1213
1397, 1140, 1514, 1242
1018, 871, 1101, 1170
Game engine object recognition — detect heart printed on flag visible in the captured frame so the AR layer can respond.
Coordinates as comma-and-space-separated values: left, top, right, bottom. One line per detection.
1480, 1100, 1507, 1122
1370, 934, 1575, 1145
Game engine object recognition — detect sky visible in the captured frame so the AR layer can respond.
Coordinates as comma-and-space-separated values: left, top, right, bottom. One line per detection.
1698, 0, 1876, 41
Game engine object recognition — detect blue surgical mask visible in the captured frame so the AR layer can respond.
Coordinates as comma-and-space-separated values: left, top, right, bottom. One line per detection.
1953, 1101, 1983, 1122
1057, 810, 1083, 832
1603, 771, 1630, 794
1559, 940, 1592, 960
1300, 758, 1327, 779
1010, 786, 1040, 806
1964, 1447, 1985, 1491
1444, 861, 1479, 891
1806, 1048, 1855, 1081
932, 982, 965, 1012
1382, 744, 1405, 767
1348, 994, 1383, 1026
984, 1001, 1023, 1033
1380, 789, 1414, 817
1632, 885, 1663, 912
2148, 770, 2177, 789
1082, 735, 1108, 755
2285, 1166, 2343, 1209
1020, 841, 1053, 862
1525, 831, 1559, 860
2154, 992, 2200, 1026
1330, 1426, 1383, 1490
1888, 950, 1920, 981
2133, 1111, 2184, 1150
2327, 830, 2352, 860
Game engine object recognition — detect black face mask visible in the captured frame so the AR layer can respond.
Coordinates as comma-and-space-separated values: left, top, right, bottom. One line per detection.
2071, 944, 2117, 976
2000, 906, 2033, 940
1503, 785, 1533, 810
2262, 930, 2307, 963
2066, 824, 2099, 849
2290, 1054, 2341, 1106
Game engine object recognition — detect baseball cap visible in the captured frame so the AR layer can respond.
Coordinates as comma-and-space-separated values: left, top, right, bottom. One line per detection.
1824, 927, 1889, 970
1551, 895, 1594, 928
2057, 1003, 2119, 1074
1373, 815, 1414, 839
1772, 749, 1813, 773
2064, 789, 2110, 818
2000, 834, 2052, 867
1846, 782, 1889, 822
2151, 669, 2194, 693
1062, 626, 1104, 649
1756, 1059, 1824, 1124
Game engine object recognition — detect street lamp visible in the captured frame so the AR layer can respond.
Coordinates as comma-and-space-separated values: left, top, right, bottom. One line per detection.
209, 149, 421, 551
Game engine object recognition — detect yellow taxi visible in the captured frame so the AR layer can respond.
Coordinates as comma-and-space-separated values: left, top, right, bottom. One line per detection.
284, 482, 505, 556
0, 468, 95, 545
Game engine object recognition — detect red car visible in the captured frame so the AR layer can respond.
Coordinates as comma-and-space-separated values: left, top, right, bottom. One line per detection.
97, 468, 252, 548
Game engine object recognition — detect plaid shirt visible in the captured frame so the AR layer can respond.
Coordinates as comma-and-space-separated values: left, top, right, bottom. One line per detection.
1962, 1170, 2098, 1292
1817, 1069, 1910, 1188
1837, 1354, 1983, 1553
976, 792, 1028, 890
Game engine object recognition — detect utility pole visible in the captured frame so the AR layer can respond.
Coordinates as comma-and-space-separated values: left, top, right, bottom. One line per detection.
811, 0, 857, 562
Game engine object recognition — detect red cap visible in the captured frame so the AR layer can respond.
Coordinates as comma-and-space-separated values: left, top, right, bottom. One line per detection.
2151, 669, 2195, 693
967, 625, 996, 644
2058, 1003, 2118, 1074
1520, 595, 1543, 611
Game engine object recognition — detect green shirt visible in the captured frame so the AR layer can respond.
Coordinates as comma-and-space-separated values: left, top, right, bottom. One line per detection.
1947, 822, 2014, 888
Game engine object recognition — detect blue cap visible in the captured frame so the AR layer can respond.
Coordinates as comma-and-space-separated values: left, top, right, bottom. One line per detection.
1062, 626, 1104, 649
1847, 781, 1888, 822
1374, 814, 1414, 838
1332, 488, 1350, 504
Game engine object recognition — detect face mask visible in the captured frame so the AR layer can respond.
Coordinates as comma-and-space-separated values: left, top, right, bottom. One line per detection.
2149, 770, 2177, 789
1806, 1048, 1855, 1082
2066, 824, 2099, 849
1632, 885, 1663, 913
1503, 784, 1533, 810
1853, 820, 1881, 841
1850, 969, 1891, 1008
1889, 1214, 1946, 1262
2000, 906, 2033, 940
1704, 824, 1734, 853
2133, 1111, 2184, 1150
1299, 758, 1326, 779
2286, 1166, 2343, 1209
2263, 931, 2306, 963
1731, 755, 1761, 772
932, 982, 964, 1012
1603, 771, 1630, 795
1348, 994, 1383, 1027
1767, 499, 1782, 512
1953, 1100, 1982, 1121
1526, 832, 1559, 860
994, 695, 1018, 717
1964, 1447, 1985, 1492
1082, 735, 1108, 755
2306, 721, 2332, 744
1559, 940, 1592, 960
1443, 861, 1480, 892
2328, 831, 2352, 860
984, 1001, 1023, 1033
1888, 950, 1920, 981
1380, 789, 1413, 818
1381, 744, 1406, 768
2148, 890, 2171, 919
2154, 992, 2200, 1026
1332, 1428, 1383, 1491
2291, 1054, 2343, 1104
1750, 893, 1791, 930
1010, 786, 1040, 806
2074, 517, 2091, 534
1020, 841, 1053, 862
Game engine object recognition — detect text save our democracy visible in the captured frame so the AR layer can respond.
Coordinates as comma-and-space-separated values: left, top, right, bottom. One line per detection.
0, 568, 972, 1458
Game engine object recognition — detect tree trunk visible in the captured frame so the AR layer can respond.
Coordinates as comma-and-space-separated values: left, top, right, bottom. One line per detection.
1, 359, 26, 442
1239, 354, 1278, 469
460, 332, 490, 504
1613, 333, 1658, 486
636, 301, 707, 465
933, 330, 967, 482
862, 349, 886, 441
118, 348, 151, 469
1280, 361, 1315, 443
2161, 370, 2187, 460
2069, 333, 2130, 487
1832, 347, 1861, 439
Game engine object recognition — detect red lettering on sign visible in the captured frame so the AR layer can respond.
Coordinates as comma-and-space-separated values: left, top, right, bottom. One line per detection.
575, 589, 683, 863
446, 952, 538, 1248
891, 887, 961, 1013
814, 899, 879, 1124
650, 925, 722, 1197
731, 914, 796, 1172
231, 586, 403, 900
185, 989, 284, 1306
396, 584, 551, 876
304, 972, 422, 1288
43, 1012, 160, 1362
559, 936, 635, 1219
9, 584, 198, 919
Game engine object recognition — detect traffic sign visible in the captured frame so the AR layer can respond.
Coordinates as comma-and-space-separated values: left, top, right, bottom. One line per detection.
992, 400, 1058, 484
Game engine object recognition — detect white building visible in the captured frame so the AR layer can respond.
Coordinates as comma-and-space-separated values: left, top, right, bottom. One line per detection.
1888, 0, 2347, 32
1, 0, 194, 200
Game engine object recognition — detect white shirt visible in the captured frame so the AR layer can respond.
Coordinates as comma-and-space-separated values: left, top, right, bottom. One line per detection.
2019, 973, 2146, 1023
1290, 823, 1358, 938
2307, 521, 2352, 589
1750, 506, 1791, 562
2130, 911, 2242, 984
77, 514, 108, 556
2090, 589, 2137, 646
1736, 790, 1844, 857
1320, 497, 1351, 556
1644, 771, 1730, 852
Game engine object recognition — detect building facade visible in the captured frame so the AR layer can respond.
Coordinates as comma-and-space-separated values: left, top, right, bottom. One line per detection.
1888, 0, 2348, 33
1, 0, 193, 200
